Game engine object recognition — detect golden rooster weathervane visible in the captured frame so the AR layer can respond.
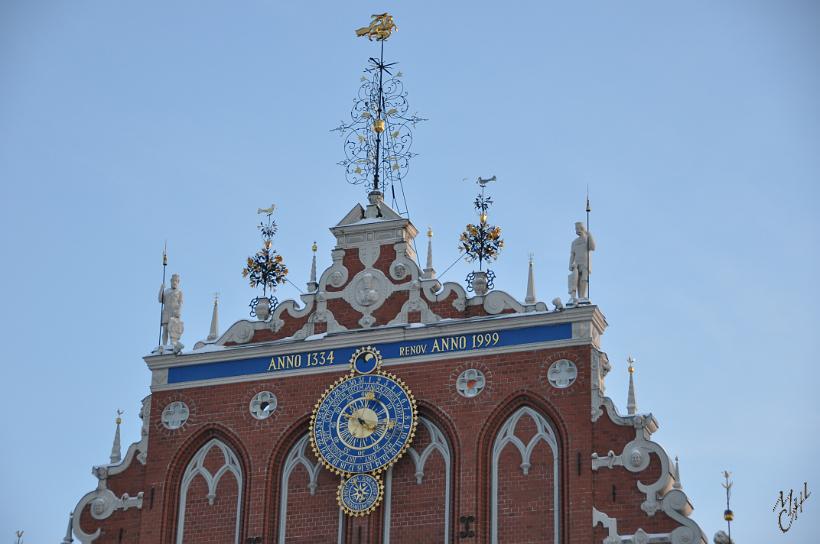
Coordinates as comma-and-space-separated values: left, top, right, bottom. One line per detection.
355, 13, 397, 41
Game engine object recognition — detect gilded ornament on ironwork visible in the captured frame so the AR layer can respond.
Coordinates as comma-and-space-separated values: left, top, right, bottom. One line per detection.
333, 13, 425, 199
242, 205, 288, 318
355, 13, 397, 41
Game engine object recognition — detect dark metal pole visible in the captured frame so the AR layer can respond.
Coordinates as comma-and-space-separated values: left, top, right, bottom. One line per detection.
157, 241, 167, 347
372, 39, 385, 194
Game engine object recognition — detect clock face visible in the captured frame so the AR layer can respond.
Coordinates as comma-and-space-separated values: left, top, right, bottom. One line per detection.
338, 473, 383, 516
311, 372, 416, 475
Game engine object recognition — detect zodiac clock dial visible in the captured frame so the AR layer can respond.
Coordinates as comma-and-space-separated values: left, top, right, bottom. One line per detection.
338, 473, 383, 516
310, 347, 417, 476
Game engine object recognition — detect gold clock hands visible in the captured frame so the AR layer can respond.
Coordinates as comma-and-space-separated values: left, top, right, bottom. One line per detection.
373, 419, 396, 431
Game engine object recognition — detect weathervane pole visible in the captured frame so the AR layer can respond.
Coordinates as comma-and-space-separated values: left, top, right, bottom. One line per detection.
157, 241, 167, 347
722, 470, 734, 541
372, 39, 385, 195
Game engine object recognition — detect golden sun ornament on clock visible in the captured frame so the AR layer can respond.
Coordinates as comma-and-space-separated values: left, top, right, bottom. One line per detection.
309, 346, 417, 516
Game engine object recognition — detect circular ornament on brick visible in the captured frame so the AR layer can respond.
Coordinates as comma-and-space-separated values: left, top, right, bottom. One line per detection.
449, 361, 494, 405
161, 401, 190, 430
547, 359, 578, 389
456, 368, 486, 398
249, 391, 278, 420
337, 473, 384, 516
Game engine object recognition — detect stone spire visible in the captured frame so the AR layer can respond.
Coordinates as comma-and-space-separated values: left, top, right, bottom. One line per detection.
109, 410, 123, 464
307, 242, 319, 292
206, 294, 220, 341
627, 356, 637, 415
525, 254, 536, 304
422, 228, 435, 279
61, 512, 74, 543
673, 456, 683, 490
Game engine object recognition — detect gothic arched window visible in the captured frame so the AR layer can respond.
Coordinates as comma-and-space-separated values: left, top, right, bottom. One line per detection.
382, 416, 452, 543
278, 434, 344, 544
491, 407, 560, 544
176, 438, 243, 544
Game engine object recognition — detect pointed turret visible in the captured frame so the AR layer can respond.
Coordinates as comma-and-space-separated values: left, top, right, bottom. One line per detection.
206, 294, 219, 341
525, 254, 536, 304
627, 356, 637, 415
422, 227, 435, 279
61, 512, 74, 543
673, 455, 683, 489
307, 242, 319, 292
109, 410, 123, 464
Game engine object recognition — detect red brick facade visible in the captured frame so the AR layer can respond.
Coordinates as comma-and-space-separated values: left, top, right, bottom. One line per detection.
70, 199, 705, 544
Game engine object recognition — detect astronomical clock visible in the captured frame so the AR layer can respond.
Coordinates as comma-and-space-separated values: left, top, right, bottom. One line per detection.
310, 346, 417, 516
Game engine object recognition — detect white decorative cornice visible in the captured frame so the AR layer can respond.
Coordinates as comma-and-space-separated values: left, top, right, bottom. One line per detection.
590, 352, 707, 543
147, 305, 607, 370
69, 396, 150, 543
592, 507, 678, 543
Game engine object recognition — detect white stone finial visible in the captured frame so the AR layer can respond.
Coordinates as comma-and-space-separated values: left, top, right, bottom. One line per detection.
673, 455, 682, 489
626, 356, 637, 415
423, 227, 435, 279
62, 512, 74, 543
568, 221, 595, 304
206, 293, 220, 341
110, 410, 123, 464
308, 242, 319, 291
525, 253, 536, 305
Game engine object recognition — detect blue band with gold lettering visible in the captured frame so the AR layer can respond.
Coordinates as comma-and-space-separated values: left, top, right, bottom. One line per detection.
167, 322, 571, 384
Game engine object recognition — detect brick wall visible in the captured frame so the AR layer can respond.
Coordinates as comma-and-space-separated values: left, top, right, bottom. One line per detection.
79, 339, 691, 543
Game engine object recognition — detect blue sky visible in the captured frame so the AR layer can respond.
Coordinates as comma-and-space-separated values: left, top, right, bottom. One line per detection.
1, 1, 818, 542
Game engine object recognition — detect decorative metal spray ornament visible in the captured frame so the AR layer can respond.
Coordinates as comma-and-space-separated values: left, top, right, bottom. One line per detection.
333, 13, 425, 203
461, 176, 504, 295
242, 204, 288, 320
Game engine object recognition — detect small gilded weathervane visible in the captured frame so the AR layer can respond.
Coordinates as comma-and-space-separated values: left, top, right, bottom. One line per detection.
242, 204, 288, 321
460, 176, 504, 295
333, 13, 425, 209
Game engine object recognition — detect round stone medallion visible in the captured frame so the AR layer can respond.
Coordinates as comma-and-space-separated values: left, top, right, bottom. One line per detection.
161, 401, 190, 430
456, 368, 486, 398
249, 391, 278, 420
547, 359, 578, 389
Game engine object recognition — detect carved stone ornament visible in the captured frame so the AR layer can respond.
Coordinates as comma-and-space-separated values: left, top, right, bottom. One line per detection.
547, 359, 578, 389
353, 271, 384, 307
161, 401, 190, 430
456, 368, 486, 398
249, 391, 277, 420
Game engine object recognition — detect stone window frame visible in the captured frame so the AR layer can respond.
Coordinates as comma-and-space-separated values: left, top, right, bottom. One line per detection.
277, 434, 345, 544
491, 406, 560, 544
382, 417, 452, 544
176, 438, 243, 544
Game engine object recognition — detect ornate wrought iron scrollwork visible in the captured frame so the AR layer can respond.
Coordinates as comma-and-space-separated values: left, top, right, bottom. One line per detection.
332, 50, 425, 196
465, 269, 496, 293
249, 296, 277, 319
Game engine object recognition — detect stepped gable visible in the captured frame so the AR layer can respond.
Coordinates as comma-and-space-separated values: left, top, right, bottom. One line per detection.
207, 193, 545, 349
